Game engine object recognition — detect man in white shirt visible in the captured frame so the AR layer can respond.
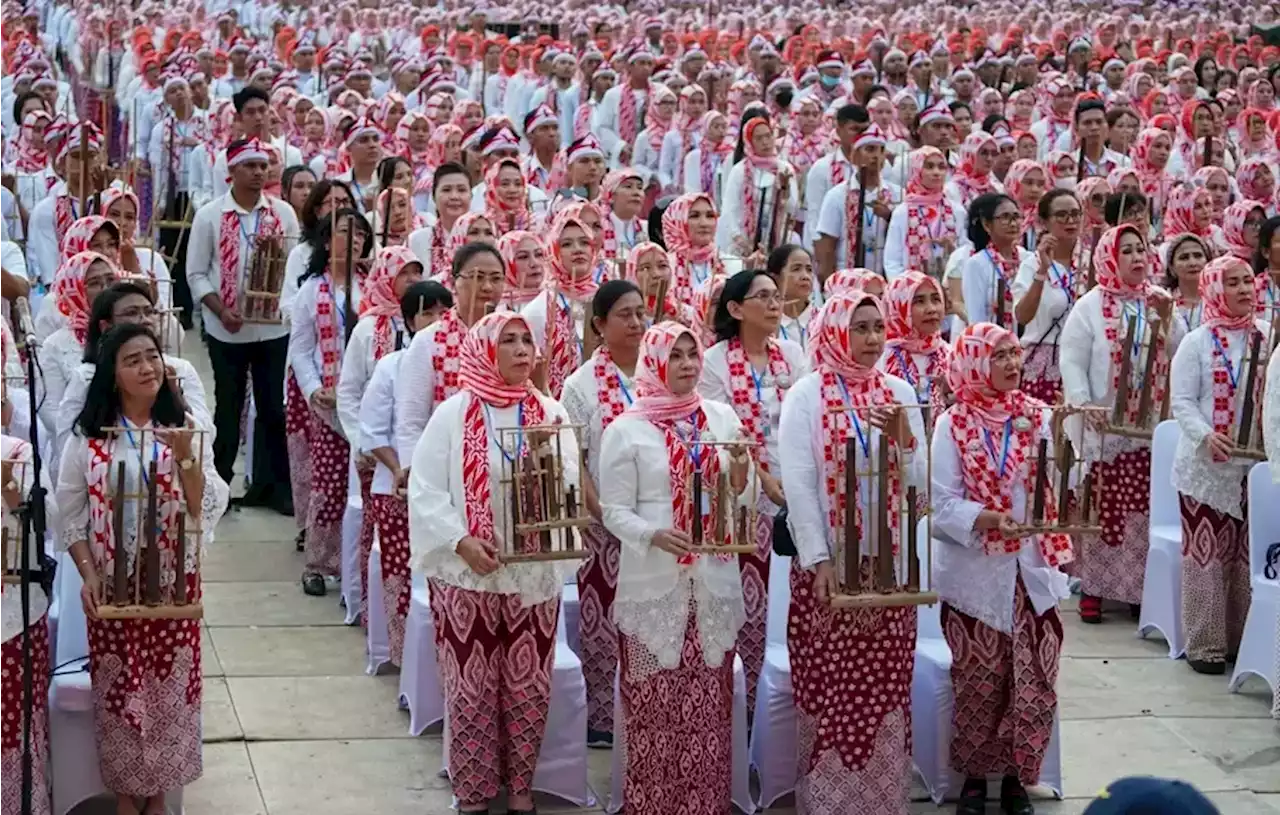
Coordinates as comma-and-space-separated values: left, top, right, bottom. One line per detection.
185, 138, 300, 513
804, 103, 868, 248
593, 46, 653, 158
206, 86, 303, 208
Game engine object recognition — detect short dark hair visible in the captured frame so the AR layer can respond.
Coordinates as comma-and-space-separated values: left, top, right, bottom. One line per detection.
1037, 188, 1079, 221
300, 180, 356, 242
967, 192, 1017, 250
714, 269, 775, 343
981, 114, 1009, 135
948, 101, 971, 118
303, 208, 374, 283
76, 324, 185, 439
835, 104, 869, 126
232, 86, 270, 113
1074, 98, 1106, 122
1254, 216, 1280, 277
432, 162, 470, 196
1104, 191, 1148, 226
590, 279, 642, 338
84, 282, 155, 364
1164, 233, 1210, 290
451, 241, 504, 278
401, 280, 453, 329
11, 91, 45, 130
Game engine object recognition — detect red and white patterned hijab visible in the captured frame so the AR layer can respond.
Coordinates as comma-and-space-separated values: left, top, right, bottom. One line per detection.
360, 245, 418, 360
902, 146, 958, 271
458, 312, 541, 408
54, 251, 118, 345
59, 216, 118, 266
627, 321, 703, 423
1199, 256, 1262, 436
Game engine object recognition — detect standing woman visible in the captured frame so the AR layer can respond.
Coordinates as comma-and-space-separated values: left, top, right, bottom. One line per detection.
1164, 234, 1211, 351
961, 192, 1029, 329
408, 312, 578, 815
883, 146, 962, 280
1129, 128, 1174, 236
717, 118, 799, 256
1014, 189, 1086, 403
599, 321, 749, 815
776, 292, 926, 813
57, 323, 229, 815
663, 193, 727, 311
1169, 256, 1259, 675
1059, 225, 1173, 624
1, 407, 57, 815
289, 209, 374, 596
560, 280, 647, 746
879, 270, 951, 427
521, 210, 600, 398
1218, 201, 1267, 265
930, 323, 1071, 815
482, 158, 534, 237
496, 231, 549, 311
699, 270, 807, 712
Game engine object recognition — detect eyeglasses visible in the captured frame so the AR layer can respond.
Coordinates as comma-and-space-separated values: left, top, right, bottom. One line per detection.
457, 272, 504, 285
990, 212, 1021, 225
744, 291, 783, 305
1050, 210, 1083, 223
1244, 220, 1264, 231
977, 149, 999, 159
113, 305, 158, 321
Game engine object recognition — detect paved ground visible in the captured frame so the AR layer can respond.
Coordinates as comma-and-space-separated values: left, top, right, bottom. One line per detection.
177, 337, 1279, 815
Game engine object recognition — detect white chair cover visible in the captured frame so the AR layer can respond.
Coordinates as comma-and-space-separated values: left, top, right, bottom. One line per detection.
1231, 463, 1280, 701
365, 532, 390, 674
1139, 419, 1186, 658
749, 551, 797, 809
397, 579, 445, 734
339, 458, 363, 626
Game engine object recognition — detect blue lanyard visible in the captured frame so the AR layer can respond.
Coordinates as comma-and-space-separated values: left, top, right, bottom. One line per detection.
615, 373, 633, 405
1182, 303, 1201, 332
692, 262, 710, 287
1210, 332, 1240, 390
836, 376, 870, 457
674, 411, 702, 467
121, 417, 160, 488
1123, 302, 1145, 359
982, 418, 1013, 478
778, 321, 806, 345
1049, 261, 1075, 304
328, 274, 349, 338
238, 208, 262, 246
557, 293, 583, 356
749, 363, 765, 402
892, 348, 932, 404
484, 401, 525, 463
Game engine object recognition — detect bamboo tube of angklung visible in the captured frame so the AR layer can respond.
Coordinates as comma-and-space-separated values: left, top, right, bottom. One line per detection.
1057, 437, 1075, 522
1238, 332, 1262, 448
175, 513, 187, 605
906, 485, 920, 591
692, 469, 704, 545
539, 453, 554, 552
1112, 316, 1138, 425
714, 471, 729, 544
1031, 438, 1048, 525
1081, 471, 1095, 522
145, 461, 160, 605
876, 438, 893, 590
995, 275, 1007, 328
844, 437, 859, 592
1135, 319, 1161, 424
112, 462, 128, 604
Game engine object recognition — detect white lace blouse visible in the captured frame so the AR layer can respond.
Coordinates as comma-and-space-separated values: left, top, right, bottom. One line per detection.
407, 390, 577, 606
777, 370, 928, 570
598, 399, 748, 670
559, 353, 636, 484
929, 409, 1071, 634
1169, 323, 1269, 518
2, 435, 55, 643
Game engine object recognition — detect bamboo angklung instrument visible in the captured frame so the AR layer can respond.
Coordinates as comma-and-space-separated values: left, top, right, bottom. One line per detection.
111, 462, 128, 604
497, 423, 591, 562
853, 165, 868, 269
1237, 331, 1263, 452
343, 213, 356, 346
1057, 437, 1075, 522
144, 461, 161, 605
994, 274, 1007, 328
1111, 316, 1139, 426
752, 183, 768, 254
843, 436, 860, 592
1134, 315, 1162, 425
875, 435, 893, 590
1031, 438, 1048, 524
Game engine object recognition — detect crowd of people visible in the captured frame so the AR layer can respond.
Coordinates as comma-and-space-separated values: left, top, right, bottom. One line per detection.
2, 0, 1280, 813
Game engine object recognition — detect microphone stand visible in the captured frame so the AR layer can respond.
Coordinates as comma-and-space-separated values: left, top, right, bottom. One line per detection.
14, 318, 52, 815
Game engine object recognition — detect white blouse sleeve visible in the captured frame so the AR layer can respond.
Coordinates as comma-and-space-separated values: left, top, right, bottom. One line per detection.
53, 435, 90, 552
696, 343, 733, 403
393, 327, 438, 463
599, 418, 658, 554
929, 410, 985, 548
407, 395, 469, 556
961, 252, 993, 326
1170, 330, 1212, 450
883, 204, 908, 280
358, 356, 397, 455
336, 320, 373, 445
778, 375, 828, 568
1058, 295, 1097, 406
288, 279, 323, 400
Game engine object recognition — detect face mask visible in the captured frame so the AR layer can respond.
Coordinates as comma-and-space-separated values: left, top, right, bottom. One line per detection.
1055, 177, 1077, 191
820, 74, 842, 89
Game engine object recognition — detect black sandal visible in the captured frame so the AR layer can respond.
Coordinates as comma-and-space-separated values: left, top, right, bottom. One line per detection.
957, 778, 987, 815
1001, 776, 1035, 815
295, 530, 306, 552
301, 573, 326, 596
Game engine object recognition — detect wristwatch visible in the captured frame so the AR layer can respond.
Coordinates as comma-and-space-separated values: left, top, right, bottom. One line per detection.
178, 457, 196, 472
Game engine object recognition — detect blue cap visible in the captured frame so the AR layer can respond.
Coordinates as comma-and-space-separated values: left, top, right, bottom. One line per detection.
1082, 777, 1220, 814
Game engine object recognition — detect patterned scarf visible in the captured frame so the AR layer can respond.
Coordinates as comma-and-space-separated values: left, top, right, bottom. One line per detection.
617, 81, 646, 148
626, 322, 726, 562
644, 85, 676, 154
739, 120, 782, 249
54, 251, 118, 345
1236, 158, 1274, 205
947, 323, 1073, 565
497, 230, 546, 309
1221, 201, 1262, 263
952, 131, 998, 207
542, 212, 600, 397
1200, 256, 1262, 436
360, 246, 416, 360
883, 272, 951, 417
782, 98, 826, 179
661, 193, 725, 307
593, 345, 631, 431
623, 242, 682, 321
1094, 226, 1170, 426
14, 111, 50, 173
58, 216, 116, 265
843, 178, 891, 269
54, 195, 78, 251
811, 294, 902, 553
1130, 127, 1172, 211
457, 313, 548, 553
1162, 183, 1214, 239
698, 112, 732, 195
599, 169, 643, 262
902, 147, 958, 271
482, 159, 532, 235
431, 308, 469, 406
1003, 159, 1046, 238
723, 335, 789, 469
315, 267, 360, 391
217, 200, 283, 309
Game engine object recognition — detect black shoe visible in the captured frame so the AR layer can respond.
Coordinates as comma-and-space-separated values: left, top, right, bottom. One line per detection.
1226, 652, 1238, 663
587, 729, 614, 748
1128, 603, 1142, 619
238, 484, 273, 508
1001, 777, 1034, 815
301, 574, 326, 596
957, 778, 987, 815
1188, 658, 1226, 675
295, 530, 306, 552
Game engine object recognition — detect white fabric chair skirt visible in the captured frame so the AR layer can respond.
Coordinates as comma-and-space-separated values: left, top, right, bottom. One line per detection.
438, 591, 594, 808
607, 653, 754, 814
365, 531, 390, 674
1138, 420, 1186, 658
398, 575, 445, 734
912, 598, 1064, 804
49, 552, 183, 814
749, 551, 797, 809
340, 458, 363, 626
1232, 464, 1280, 701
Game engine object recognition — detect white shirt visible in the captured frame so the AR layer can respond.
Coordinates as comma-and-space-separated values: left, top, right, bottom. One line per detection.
777, 370, 927, 570
715, 160, 800, 253
1013, 251, 1076, 348
883, 200, 968, 281
206, 139, 304, 208
392, 318, 451, 462
336, 314, 406, 448
658, 128, 697, 191
816, 179, 901, 275
147, 111, 213, 200
929, 408, 1071, 634
288, 273, 363, 406
185, 191, 300, 344
804, 150, 857, 248
961, 247, 1032, 327
359, 349, 405, 495
407, 390, 577, 605
593, 85, 648, 158
599, 400, 748, 670
681, 149, 727, 204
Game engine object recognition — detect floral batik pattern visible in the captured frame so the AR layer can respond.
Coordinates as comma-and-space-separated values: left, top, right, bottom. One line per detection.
576, 521, 620, 735
372, 495, 411, 666
1080, 449, 1150, 605
2, 621, 51, 815
304, 416, 349, 578
1179, 494, 1251, 663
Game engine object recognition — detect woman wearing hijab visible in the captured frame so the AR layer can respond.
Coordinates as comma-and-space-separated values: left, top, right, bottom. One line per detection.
521, 209, 600, 398
1169, 256, 1260, 675
698, 270, 808, 712
1160, 183, 1217, 258
407, 311, 579, 815
598, 169, 646, 266
884, 146, 963, 280
12, 109, 55, 212
633, 84, 677, 193
1003, 159, 1050, 252
1130, 127, 1175, 235
946, 131, 1001, 216
1236, 158, 1276, 214
1059, 225, 1174, 623
599, 320, 749, 814
496, 230, 548, 311
662, 192, 728, 315
879, 271, 951, 429
1218, 201, 1267, 264
717, 118, 800, 257
777, 292, 927, 813
482, 158, 535, 236
931, 322, 1071, 815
